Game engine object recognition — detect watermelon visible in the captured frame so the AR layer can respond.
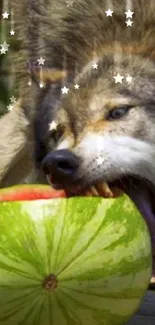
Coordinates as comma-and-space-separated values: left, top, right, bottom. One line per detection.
0, 184, 67, 201
0, 185, 152, 325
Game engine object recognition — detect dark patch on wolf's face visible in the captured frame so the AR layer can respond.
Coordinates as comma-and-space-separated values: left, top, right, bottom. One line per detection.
33, 83, 63, 169
33, 69, 75, 170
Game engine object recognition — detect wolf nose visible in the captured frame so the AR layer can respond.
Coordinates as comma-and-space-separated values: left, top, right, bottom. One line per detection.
42, 149, 79, 183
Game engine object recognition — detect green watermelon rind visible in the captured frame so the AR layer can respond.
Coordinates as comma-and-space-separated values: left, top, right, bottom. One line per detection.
0, 194, 152, 325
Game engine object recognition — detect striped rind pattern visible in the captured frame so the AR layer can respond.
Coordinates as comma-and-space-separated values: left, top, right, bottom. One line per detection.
0, 195, 152, 325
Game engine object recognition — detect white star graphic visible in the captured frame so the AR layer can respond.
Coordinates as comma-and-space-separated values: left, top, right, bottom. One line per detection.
0, 47, 7, 54
96, 157, 104, 165
0, 41, 10, 51
126, 74, 133, 84
113, 73, 124, 83
105, 9, 113, 17
65, 0, 75, 7
10, 96, 17, 103
10, 30, 15, 35
7, 104, 13, 111
49, 121, 58, 131
2, 12, 9, 19
125, 9, 134, 18
92, 62, 98, 69
37, 57, 45, 65
61, 86, 69, 94
74, 84, 80, 89
126, 19, 133, 27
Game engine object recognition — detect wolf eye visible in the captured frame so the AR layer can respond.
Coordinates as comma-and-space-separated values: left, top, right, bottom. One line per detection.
107, 106, 132, 120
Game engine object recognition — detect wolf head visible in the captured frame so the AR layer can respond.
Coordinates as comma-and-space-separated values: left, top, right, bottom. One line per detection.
36, 52, 155, 189
20, 0, 155, 191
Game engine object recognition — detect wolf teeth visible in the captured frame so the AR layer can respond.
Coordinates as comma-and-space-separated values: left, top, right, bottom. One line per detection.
89, 186, 99, 196
46, 175, 52, 185
84, 183, 114, 197
96, 182, 114, 198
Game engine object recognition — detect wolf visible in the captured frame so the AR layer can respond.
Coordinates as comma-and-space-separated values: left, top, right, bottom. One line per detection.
0, 0, 155, 285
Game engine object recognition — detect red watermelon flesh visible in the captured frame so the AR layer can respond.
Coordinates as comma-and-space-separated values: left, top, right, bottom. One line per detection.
0, 185, 67, 201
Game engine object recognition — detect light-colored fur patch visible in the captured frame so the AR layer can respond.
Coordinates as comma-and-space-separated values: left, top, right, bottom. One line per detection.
56, 138, 73, 150
58, 132, 155, 187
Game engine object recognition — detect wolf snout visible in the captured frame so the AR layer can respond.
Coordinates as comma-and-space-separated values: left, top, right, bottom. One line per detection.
42, 149, 80, 184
